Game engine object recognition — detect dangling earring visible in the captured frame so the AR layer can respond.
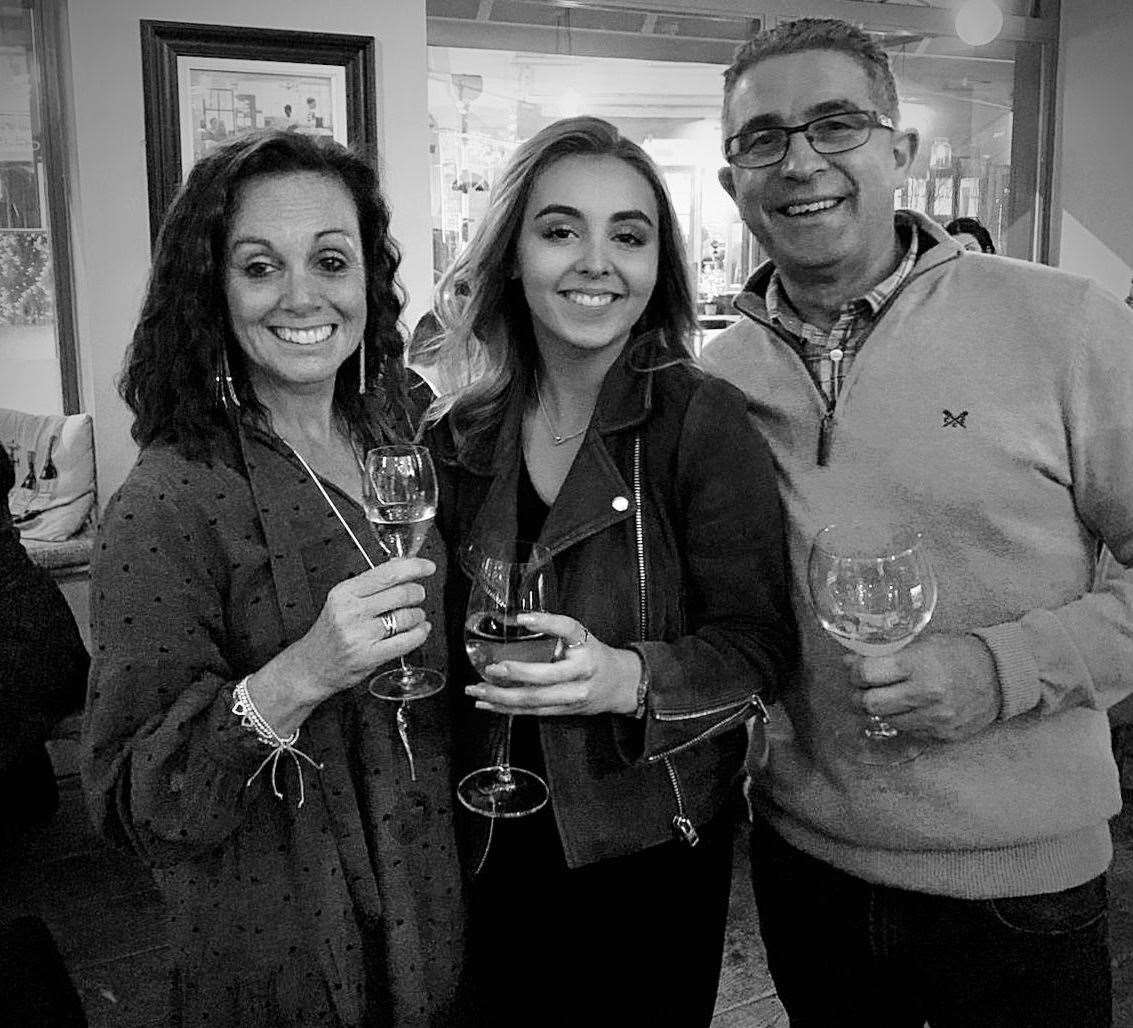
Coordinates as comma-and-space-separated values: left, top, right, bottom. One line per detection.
215, 345, 240, 410
357, 339, 366, 395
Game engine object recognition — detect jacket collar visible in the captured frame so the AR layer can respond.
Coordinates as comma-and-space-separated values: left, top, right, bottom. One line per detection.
461, 329, 669, 477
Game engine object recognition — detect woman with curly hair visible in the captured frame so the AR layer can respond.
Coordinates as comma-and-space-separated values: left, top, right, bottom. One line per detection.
81, 131, 467, 1026
415, 117, 796, 1026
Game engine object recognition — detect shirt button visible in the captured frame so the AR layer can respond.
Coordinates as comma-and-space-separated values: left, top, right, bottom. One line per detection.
612, 496, 629, 512
829, 348, 844, 362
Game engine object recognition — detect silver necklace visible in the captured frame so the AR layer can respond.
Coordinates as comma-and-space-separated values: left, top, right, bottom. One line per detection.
535, 371, 590, 446
281, 439, 374, 570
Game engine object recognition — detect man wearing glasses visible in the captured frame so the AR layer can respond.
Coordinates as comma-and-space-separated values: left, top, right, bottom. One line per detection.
704, 18, 1133, 1027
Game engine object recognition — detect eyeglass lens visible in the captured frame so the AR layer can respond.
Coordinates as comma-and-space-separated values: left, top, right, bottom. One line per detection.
727, 112, 879, 168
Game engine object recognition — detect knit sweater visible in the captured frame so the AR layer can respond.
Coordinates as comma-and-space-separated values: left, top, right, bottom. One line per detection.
702, 212, 1133, 899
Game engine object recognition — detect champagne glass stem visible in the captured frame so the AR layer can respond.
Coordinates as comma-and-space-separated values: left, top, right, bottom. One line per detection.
396, 702, 417, 781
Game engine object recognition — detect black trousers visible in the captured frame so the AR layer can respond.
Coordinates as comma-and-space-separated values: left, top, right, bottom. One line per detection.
466, 802, 735, 1028
751, 817, 1112, 1028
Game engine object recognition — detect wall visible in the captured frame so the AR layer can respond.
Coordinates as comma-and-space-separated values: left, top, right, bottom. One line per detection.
1054, 0, 1133, 296
64, 0, 431, 501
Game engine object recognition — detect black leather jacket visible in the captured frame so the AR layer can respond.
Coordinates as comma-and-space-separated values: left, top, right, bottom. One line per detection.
433, 336, 796, 867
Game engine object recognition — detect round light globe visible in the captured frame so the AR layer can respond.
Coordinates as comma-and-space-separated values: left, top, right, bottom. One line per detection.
955, 0, 1004, 46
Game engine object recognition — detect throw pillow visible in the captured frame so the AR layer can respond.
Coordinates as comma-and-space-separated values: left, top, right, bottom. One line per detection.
1, 408, 95, 541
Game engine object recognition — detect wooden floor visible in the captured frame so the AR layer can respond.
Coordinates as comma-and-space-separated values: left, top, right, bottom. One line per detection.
1, 735, 1131, 1027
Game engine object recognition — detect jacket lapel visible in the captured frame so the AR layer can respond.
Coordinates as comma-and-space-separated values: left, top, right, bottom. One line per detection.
465, 334, 662, 558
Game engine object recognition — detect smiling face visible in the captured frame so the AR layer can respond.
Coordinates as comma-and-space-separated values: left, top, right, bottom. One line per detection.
224, 171, 367, 401
513, 154, 659, 364
719, 49, 917, 296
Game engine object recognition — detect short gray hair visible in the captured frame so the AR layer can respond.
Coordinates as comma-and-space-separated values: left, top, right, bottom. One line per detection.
724, 18, 899, 120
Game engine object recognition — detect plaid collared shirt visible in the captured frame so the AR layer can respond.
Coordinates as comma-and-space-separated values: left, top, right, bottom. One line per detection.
765, 216, 921, 404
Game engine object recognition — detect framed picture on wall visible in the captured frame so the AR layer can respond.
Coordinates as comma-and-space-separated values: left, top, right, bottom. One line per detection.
140, 21, 378, 243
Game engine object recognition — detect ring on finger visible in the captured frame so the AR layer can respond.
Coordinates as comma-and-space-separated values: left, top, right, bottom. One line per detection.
380, 611, 398, 639
566, 625, 590, 649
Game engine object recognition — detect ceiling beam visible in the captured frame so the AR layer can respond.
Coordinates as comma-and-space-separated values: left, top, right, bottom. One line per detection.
429, 0, 1057, 44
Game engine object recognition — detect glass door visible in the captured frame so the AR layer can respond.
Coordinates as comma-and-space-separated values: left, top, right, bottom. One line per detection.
426, 0, 1057, 342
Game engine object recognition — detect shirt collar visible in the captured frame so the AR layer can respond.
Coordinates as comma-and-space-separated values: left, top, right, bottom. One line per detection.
764, 214, 921, 328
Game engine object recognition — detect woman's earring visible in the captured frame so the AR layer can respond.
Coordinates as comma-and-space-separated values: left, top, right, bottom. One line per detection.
215, 346, 240, 410
357, 340, 366, 395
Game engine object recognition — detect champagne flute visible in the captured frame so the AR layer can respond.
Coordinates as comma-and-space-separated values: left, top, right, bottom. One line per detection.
361, 444, 445, 700
807, 522, 938, 766
458, 538, 558, 818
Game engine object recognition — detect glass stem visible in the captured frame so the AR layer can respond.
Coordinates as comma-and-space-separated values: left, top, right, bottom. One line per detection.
498, 715, 515, 784
396, 702, 417, 781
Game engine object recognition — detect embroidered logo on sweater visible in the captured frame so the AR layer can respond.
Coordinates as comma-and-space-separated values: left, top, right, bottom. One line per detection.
942, 409, 969, 428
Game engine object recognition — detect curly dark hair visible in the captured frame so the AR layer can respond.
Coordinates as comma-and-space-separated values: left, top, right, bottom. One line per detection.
120, 129, 410, 460
724, 18, 899, 121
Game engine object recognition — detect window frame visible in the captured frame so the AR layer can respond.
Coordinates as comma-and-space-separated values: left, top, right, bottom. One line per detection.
3, 0, 81, 414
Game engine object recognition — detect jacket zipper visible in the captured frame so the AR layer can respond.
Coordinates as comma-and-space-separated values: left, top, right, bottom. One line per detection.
648, 698, 767, 764
633, 433, 648, 644
653, 693, 770, 723
633, 433, 699, 848
661, 756, 699, 847
817, 347, 843, 466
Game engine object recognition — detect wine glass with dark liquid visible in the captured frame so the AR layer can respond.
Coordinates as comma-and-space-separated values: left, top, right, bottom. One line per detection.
458, 538, 559, 818
807, 522, 938, 766
361, 444, 445, 700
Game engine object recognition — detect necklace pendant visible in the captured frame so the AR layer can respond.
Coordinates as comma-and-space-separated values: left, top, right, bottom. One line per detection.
535, 370, 588, 447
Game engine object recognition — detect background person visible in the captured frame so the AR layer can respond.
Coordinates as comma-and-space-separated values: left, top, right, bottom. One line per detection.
0, 446, 88, 838
81, 130, 466, 1027
415, 116, 796, 1028
705, 18, 1133, 1027
945, 214, 996, 253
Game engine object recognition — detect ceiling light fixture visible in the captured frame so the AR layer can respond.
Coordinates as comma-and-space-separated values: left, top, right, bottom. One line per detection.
955, 0, 1004, 46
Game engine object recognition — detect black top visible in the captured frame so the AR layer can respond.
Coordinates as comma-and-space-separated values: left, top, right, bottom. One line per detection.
510, 454, 550, 779
516, 453, 549, 549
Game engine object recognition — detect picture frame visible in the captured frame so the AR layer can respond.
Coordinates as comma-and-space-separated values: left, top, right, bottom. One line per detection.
140, 21, 378, 243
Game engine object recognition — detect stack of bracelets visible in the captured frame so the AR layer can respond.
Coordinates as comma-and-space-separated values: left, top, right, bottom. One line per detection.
231, 675, 323, 807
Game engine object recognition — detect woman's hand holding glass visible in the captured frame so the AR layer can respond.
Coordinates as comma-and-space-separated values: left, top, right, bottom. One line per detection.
464, 612, 642, 718
246, 559, 434, 735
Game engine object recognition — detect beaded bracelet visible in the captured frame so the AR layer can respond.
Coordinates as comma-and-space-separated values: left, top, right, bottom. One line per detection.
231, 676, 322, 808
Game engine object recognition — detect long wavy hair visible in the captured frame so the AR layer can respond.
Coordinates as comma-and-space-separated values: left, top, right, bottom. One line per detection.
413, 116, 697, 460
120, 130, 409, 460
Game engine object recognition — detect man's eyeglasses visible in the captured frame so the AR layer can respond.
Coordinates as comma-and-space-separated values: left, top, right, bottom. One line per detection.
724, 110, 896, 169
